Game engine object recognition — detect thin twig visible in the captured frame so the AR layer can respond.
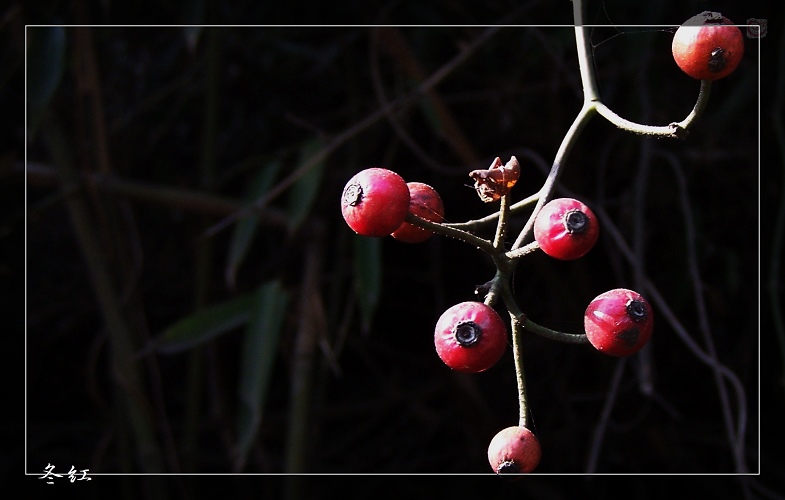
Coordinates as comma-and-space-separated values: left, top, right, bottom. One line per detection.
509, 314, 530, 428
445, 192, 539, 231
368, 27, 462, 175
493, 195, 510, 250
185, 26, 220, 474
572, 0, 600, 102
585, 357, 626, 472
285, 236, 325, 475
657, 149, 748, 472
502, 281, 588, 344
404, 212, 494, 253
631, 47, 656, 397
373, 27, 479, 166
23, 161, 291, 227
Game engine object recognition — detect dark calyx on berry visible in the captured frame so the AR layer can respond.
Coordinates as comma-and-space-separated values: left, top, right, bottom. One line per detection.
564, 210, 589, 233
342, 183, 363, 206
454, 321, 482, 347
708, 47, 726, 73
626, 299, 648, 322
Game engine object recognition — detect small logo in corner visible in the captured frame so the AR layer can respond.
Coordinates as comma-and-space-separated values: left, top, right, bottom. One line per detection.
746, 18, 767, 39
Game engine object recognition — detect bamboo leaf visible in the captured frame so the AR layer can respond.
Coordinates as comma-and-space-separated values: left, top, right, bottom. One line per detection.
353, 235, 382, 333
155, 293, 256, 354
234, 281, 289, 468
286, 139, 326, 233
225, 159, 283, 289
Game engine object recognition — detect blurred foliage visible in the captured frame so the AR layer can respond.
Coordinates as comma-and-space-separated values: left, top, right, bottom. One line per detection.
8, 0, 781, 498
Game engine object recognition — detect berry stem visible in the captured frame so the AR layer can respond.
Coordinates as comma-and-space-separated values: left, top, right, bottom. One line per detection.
509, 313, 530, 428
593, 94, 709, 139
673, 79, 713, 130
521, 317, 590, 345
444, 192, 538, 231
482, 270, 503, 308
505, 241, 540, 260
572, 0, 600, 102
404, 212, 494, 253
502, 284, 589, 345
493, 194, 510, 249
498, 275, 587, 429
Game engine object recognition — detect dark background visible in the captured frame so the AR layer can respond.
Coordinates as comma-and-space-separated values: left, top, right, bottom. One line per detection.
6, 0, 783, 498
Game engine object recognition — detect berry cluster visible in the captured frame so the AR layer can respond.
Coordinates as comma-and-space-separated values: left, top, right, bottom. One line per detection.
340, 162, 653, 474
338, 11, 741, 474
340, 168, 444, 241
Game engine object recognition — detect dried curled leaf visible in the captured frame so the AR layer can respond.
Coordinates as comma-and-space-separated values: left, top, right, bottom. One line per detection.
468, 156, 521, 203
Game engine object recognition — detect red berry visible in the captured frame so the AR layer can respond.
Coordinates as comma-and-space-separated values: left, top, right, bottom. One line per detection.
584, 288, 653, 357
487, 426, 542, 474
391, 182, 445, 243
672, 11, 744, 81
340, 168, 410, 237
533, 198, 599, 261
434, 301, 507, 373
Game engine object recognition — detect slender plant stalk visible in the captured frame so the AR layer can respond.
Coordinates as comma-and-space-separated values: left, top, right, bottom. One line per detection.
24, 161, 291, 227
445, 192, 539, 231
660, 150, 748, 472
500, 279, 588, 345
45, 120, 164, 473
405, 212, 494, 253
493, 195, 510, 250
509, 315, 529, 427
572, 0, 600, 102
521, 317, 590, 344
504, 241, 539, 261
480, 197, 512, 308
285, 239, 324, 480
593, 80, 710, 139
184, 26, 221, 473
